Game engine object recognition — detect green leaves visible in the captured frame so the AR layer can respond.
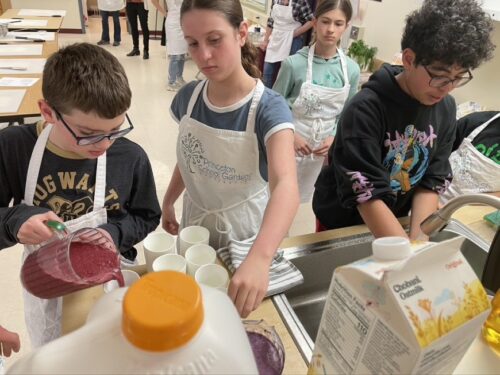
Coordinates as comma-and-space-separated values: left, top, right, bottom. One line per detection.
347, 39, 378, 72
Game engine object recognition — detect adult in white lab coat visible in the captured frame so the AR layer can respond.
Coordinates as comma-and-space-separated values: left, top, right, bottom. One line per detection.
97, 0, 125, 46
151, 0, 188, 90
260, 0, 314, 88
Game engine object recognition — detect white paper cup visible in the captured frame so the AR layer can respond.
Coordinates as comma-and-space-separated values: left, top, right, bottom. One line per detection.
179, 226, 210, 256
143, 232, 176, 272
185, 243, 216, 276
152, 253, 187, 273
103, 270, 140, 293
195, 264, 229, 292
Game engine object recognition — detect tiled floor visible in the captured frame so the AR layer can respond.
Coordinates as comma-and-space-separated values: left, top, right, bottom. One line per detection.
0, 16, 315, 366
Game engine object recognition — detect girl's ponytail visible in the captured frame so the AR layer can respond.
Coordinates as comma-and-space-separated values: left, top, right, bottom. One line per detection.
241, 40, 261, 79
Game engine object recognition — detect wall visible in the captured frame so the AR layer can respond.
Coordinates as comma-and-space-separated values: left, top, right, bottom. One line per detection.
358, 0, 499, 110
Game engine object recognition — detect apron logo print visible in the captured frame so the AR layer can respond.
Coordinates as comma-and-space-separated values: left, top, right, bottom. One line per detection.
299, 91, 322, 116
47, 196, 94, 221
181, 132, 205, 173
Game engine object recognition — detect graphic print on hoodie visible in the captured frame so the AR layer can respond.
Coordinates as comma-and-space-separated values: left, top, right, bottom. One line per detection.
313, 64, 456, 230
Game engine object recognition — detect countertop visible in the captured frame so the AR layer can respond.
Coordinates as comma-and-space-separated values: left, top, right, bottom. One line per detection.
61, 205, 499, 374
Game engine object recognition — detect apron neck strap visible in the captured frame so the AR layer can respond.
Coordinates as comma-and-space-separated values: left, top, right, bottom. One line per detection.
466, 112, 500, 141
24, 123, 107, 209
186, 80, 206, 117
306, 44, 349, 85
245, 80, 265, 133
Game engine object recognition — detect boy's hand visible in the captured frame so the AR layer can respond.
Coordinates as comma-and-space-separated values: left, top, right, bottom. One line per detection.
228, 252, 270, 318
17, 212, 63, 245
313, 136, 334, 157
0, 326, 20, 357
294, 134, 312, 157
162, 205, 179, 235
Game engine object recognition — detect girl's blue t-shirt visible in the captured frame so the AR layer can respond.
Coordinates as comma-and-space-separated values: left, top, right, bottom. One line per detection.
170, 80, 294, 181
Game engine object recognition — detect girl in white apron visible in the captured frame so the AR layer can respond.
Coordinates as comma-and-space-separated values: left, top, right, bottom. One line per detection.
440, 112, 500, 204
273, 0, 360, 202
163, 0, 299, 318
261, 0, 314, 88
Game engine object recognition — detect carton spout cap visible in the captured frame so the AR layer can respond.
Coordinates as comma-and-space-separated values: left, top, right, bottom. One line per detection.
372, 237, 411, 261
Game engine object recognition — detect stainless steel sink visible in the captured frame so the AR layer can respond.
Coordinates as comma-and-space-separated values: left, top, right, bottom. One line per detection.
273, 219, 491, 363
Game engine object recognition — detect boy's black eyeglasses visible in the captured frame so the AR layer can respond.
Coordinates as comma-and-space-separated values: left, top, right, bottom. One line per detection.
423, 66, 473, 89
53, 108, 134, 146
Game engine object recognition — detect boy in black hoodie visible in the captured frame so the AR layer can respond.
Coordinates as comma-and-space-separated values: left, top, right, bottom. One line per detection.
313, 0, 495, 240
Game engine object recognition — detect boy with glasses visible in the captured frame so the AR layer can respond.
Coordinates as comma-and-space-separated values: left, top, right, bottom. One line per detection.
0, 43, 161, 347
313, 0, 494, 240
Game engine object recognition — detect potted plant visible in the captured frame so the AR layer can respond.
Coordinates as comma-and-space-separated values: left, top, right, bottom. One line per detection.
347, 39, 378, 72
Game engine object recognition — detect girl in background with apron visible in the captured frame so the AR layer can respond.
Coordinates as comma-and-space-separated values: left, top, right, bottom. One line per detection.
162, 0, 299, 318
152, 0, 189, 90
273, 0, 360, 202
260, 0, 314, 88
440, 111, 500, 204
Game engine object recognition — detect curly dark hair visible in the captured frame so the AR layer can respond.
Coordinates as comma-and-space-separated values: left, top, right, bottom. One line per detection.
401, 0, 495, 69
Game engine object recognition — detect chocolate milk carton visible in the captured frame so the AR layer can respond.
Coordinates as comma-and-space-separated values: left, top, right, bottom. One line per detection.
308, 237, 490, 375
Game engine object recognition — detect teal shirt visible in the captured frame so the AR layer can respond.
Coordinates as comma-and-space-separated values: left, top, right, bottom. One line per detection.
273, 46, 360, 109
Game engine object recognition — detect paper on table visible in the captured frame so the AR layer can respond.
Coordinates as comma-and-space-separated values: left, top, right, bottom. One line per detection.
0, 89, 26, 113
1, 19, 49, 28
0, 58, 45, 74
5, 31, 55, 41
0, 44, 43, 56
18, 9, 67, 17
0, 77, 39, 87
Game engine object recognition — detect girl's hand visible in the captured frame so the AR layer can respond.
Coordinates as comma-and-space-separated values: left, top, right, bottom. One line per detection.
162, 204, 179, 235
294, 133, 312, 156
228, 253, 270, 318
313, 136, 334, 157
17, 211, 63, 245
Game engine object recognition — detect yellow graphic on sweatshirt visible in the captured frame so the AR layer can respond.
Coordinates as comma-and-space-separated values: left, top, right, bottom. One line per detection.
405, 280, 490, 347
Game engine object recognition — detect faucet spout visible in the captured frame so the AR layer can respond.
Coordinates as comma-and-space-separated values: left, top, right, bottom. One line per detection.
421, 194, 500, 237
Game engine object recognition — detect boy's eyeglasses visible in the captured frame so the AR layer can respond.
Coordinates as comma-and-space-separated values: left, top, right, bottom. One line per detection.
423, 66, 473, 89
53, 108, 134, 146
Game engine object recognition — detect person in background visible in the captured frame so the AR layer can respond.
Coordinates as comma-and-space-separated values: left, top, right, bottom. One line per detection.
260, 0, 314, 88
162, 0, 299, 318
313, 0, 494, 240
0, 43, 161, 347
97, 0, 125, 46
273, 0, 360, 203
440, 111, 500, 203
0, 325, 20, 357
126, 0, 150, 59
151, 0, 189, 91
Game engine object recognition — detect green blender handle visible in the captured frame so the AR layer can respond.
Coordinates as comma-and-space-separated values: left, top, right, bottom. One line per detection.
45, 220, 67, 238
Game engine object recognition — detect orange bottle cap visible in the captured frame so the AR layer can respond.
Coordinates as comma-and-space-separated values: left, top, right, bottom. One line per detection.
122, 271, 204, 351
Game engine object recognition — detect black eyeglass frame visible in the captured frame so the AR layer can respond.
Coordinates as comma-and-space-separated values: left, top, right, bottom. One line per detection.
422, 65, 473, 89
53, 108, 134, 146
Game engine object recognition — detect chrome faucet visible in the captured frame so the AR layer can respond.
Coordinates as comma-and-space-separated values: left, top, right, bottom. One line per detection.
421, 194, 500, 236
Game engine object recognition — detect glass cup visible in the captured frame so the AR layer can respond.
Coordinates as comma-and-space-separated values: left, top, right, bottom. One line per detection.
243, 319, 285, 375
21, 228, 120, 299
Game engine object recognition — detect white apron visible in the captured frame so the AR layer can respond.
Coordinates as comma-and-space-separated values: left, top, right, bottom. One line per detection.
165, 0, 187, 56
440, 112, 500, 203
292, 45, 350, 202
264, 0, 301, 63
22, 124, 108, 348
177, 80, 269, 250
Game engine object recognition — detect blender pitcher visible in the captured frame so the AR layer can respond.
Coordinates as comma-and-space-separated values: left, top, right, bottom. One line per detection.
21, 228, 122, 299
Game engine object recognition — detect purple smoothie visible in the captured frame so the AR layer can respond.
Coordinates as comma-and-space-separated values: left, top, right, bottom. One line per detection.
247, 331, 284, 375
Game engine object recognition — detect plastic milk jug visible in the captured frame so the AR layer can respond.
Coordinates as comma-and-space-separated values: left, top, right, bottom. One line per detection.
308, 236, 491, 375
8, 271, 258, 374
